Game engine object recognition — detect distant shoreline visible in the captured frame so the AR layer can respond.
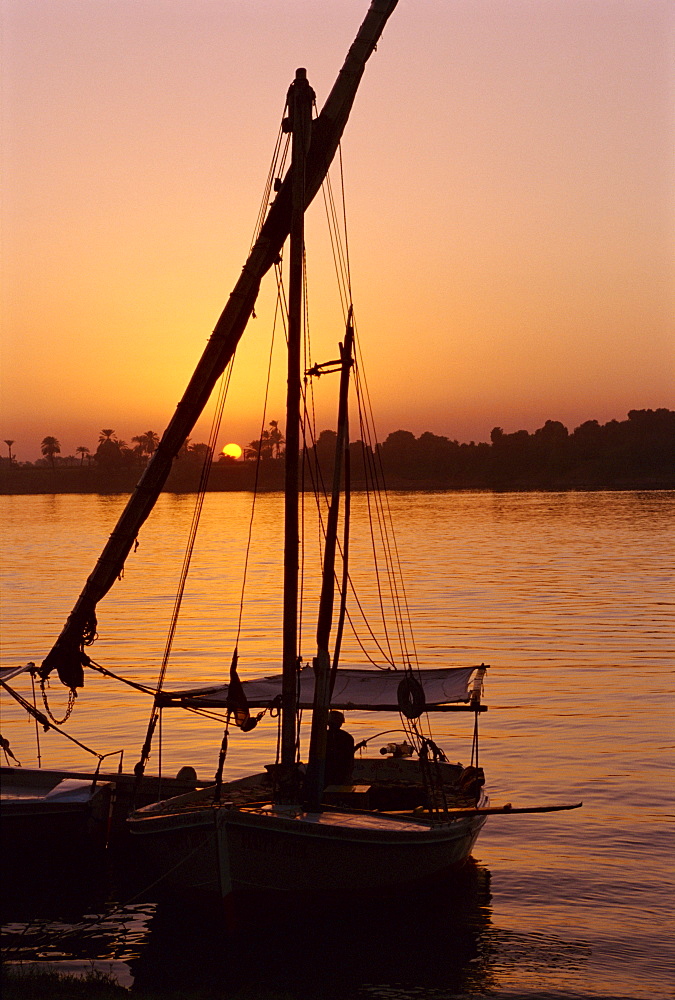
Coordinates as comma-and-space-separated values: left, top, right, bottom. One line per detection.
1, 464, 673, 496
3, 408, 673, 495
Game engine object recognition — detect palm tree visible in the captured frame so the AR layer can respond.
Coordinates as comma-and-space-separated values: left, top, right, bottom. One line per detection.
268, 420, 285, 459
76, 445, 90, 466
95, 432, 123, 468
41, 436, 61, 467
245, 421, 284, 462
131, 430, 159, 458
4, 440, 14, 463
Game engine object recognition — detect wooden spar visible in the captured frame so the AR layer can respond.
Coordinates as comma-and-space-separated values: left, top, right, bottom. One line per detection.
40, 0, 400, 690
414, 802, 584, 818
280, 69, 314, 776
332, 398, 351, 683
157, 697, 488, 712
304, 319, 355, 810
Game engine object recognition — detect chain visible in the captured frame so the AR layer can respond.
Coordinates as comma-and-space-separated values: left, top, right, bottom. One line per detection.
40, 680, 76, 725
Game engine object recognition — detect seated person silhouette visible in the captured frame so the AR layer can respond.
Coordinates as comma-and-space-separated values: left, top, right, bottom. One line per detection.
324, 710, 355, 786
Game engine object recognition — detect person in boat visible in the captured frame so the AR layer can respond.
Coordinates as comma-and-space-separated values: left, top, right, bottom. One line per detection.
324, 710, 355, 786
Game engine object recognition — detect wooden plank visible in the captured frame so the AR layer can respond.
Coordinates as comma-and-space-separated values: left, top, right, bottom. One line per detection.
410, 801, 583, 818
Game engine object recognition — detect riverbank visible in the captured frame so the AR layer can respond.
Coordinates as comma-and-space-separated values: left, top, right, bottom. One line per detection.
1, 463, 673, 495
2, 969, 128, 1000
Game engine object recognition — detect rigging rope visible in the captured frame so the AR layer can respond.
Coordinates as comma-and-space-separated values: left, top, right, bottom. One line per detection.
250, 119, 290, 250
311, 146, 446, 787
134, 357, 235, 790
1, 680, 104, 760
30, 667, 42, 767
235, 259, 285, 648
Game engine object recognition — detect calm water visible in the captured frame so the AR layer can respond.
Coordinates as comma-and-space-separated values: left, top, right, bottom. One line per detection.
1, 490, 673, 999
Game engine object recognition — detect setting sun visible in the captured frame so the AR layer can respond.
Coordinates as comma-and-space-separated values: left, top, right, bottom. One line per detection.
221, 442, 243, 460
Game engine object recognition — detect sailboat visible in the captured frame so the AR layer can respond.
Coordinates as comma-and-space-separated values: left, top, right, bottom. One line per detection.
32, 0, 580, 901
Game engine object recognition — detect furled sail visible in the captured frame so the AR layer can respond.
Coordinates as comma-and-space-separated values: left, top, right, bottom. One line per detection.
157, 665, 486, 712
41, 0, 400, 690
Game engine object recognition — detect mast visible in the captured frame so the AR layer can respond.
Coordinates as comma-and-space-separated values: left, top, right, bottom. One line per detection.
280, 69, 314, 775
40, 0, 399, 691
304, 320, 354, 810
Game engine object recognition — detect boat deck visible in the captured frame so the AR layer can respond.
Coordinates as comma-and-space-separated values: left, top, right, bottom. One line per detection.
139, 757, 482, 819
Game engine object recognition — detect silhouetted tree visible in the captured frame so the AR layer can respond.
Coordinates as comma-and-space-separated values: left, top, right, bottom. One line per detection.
268, 420, 285, 459
532, 420, 570, 480
571, 420, 602, 460
626, 408, 675, 473
95, 431, 124, 469
490, 426, 531, 484
131, 430, 160, 459
303, 429, 338, 486
380, 430, 418, 479
189, 443, 213, 463
416, 431, 461, 479
40, 436, 61, 467
245, 421, 284, 462
4, 439, 14, 463
76, 445, 90, 466
348, 439, 374, 482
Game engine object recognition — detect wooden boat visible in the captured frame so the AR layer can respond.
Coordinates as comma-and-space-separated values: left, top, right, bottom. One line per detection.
0, 763, 206, 848
27, 0, 579, 904
129, 670, 492, 898
0, 766, 114, 859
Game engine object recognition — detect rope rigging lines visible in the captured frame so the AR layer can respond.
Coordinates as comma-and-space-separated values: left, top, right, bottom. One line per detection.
2, 101, 452, 783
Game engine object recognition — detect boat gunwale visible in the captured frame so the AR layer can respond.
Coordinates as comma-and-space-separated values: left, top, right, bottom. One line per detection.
128, 789, 490, 843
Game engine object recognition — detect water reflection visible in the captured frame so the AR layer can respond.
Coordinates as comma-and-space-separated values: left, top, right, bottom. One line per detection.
2, 857, 497, 997
2, 491, 672, 997
132, 860, 496, 999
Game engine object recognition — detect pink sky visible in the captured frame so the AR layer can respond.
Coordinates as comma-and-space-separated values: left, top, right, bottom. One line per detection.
2, 0, 673, 462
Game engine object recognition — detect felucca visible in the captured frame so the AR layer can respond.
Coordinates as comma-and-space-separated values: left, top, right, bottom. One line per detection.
17, 0, 579, 901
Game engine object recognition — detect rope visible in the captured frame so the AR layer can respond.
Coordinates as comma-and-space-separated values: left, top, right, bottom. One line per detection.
235, 260, 284, 647
87, 659, 155, 695
1, 680, 104, 759
134, 358, 235, 791
314, 149, 439, 765
30, 668, 42, 766
250, 115, 290, 250
1, 733, 21, 765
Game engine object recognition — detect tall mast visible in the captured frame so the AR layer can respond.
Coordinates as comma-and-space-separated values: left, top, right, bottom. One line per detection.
304, 319, 354, 810
41, 0, 399, 691
281, 69, 314, 774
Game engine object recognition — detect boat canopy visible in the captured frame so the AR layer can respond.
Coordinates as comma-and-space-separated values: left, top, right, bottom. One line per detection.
158, 665, 487, 712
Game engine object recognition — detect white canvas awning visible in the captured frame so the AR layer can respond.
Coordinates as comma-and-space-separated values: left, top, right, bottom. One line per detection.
160, 664, 487, 712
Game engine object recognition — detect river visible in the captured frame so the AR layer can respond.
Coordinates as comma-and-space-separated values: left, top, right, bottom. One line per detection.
1, 490, 673, 999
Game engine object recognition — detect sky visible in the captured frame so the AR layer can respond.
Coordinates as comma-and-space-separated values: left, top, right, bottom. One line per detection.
2, 0, 673, 463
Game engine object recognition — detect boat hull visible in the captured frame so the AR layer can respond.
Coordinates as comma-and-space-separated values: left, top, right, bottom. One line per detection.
129, 796, 487, 899
0, 772, 114, 858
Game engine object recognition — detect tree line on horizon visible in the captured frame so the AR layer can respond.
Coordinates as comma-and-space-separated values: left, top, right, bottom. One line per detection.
2, 428, 211, 469
303, 408, 674, 487
2, 408, 673, 488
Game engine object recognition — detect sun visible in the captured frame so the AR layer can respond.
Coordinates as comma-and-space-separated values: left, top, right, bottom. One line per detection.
221, 442, 243, 459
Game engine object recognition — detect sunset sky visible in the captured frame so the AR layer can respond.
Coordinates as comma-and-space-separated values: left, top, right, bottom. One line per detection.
2, 0, 673, 463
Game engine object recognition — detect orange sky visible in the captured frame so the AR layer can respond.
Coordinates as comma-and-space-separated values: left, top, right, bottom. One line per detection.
2, 0, 673, 462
